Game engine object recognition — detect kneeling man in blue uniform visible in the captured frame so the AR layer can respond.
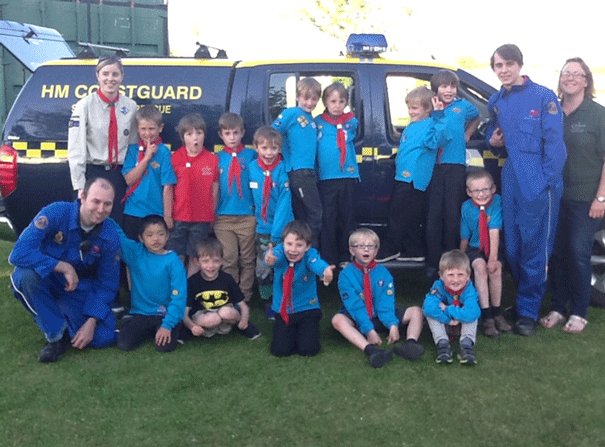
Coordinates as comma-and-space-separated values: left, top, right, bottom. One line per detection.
9, 177, 121, 362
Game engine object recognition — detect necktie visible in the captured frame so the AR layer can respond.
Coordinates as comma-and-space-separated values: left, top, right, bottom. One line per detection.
473, 197, 493, 258
97, 89, 119, 167
320, 111, 354, 170
223, 144, 244, 197
257, 156, 282, 222
353, 260, 376, 318
280, 262, 295, 325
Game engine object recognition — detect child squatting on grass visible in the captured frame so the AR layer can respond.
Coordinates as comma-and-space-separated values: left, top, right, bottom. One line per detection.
182, 237, 261, 340
265, 220, 335, 357
332, 228, 425, 368
423, 249, 481, 365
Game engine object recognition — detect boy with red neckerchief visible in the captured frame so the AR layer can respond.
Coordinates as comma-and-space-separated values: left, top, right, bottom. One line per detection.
423, 249, 480, 365
315, 82, 359, 267
248, 126, 294, 319
460, 169, 512, 338
265, 220, 335, 357
332, 228, 424, 368
167, 113, 219, 276
214, 112, 257, 302
121, 105, 176, 239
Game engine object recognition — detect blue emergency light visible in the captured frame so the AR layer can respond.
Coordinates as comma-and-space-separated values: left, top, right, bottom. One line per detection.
346, 33, 388, 57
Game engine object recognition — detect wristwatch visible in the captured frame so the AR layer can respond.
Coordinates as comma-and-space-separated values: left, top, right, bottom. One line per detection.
596, 196, 605, 203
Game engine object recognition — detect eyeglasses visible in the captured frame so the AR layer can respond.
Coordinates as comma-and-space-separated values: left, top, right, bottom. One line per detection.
468, 186, 494, 196
350, 244, 377, 250
560, 71, 586, 79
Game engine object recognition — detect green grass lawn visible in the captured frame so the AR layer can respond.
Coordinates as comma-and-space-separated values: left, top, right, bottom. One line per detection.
1, 228, 604, 447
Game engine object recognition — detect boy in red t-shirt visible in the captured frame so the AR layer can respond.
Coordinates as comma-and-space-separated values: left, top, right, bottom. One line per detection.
167, 113, 219, 275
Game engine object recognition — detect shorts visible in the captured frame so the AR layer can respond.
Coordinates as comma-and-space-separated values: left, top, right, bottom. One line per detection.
466, 248, 498, 265
339, 306, 406, 333
167, 221, 210, 257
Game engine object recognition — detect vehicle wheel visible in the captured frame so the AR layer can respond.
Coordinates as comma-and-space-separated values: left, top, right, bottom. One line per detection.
590, 229, 605, 307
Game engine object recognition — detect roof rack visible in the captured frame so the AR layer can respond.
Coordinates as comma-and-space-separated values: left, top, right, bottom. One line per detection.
76, 42, 130, 59
194, 42, 228, 59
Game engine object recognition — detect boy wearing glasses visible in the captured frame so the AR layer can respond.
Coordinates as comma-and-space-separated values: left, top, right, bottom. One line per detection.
460, 169, 511, 338
333, 228, 424, 368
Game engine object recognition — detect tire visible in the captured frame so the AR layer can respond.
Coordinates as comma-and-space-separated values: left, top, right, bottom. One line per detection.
591, 229, 605, 307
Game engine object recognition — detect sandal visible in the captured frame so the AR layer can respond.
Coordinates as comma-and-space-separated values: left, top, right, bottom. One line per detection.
562, 315, 588, 334
539, 311, 565, 329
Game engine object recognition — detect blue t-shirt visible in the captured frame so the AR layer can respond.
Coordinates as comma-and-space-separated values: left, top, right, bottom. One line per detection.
460, 194, 502, 249
122, 143, 177, 217
316, 113, 359, 180
437, 98, 479, 165
216, 147, 257, 216
272, 106, 318, 172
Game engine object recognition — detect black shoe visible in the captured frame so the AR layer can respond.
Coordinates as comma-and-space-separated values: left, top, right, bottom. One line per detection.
238, 322, 261, 340
393, 339, 425, 360
458, 337, 477, 365
38, 332, 70, 363
364, 345, 393, 368
514, 317, 537, 336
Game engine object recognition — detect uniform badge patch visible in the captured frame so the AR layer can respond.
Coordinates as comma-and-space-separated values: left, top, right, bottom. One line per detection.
34, 216, 48, 230
120, 106, 129, 115
387, 289, 393, 295
202, 166, 212, 175
68, 119, 80, 128
124, 129, 130, 136
529, 109, 539, 118
548, 101, 558, 115
430, 288, 438, 295
378, 280, 384, 287
402, 170, 411, 178
297, 116, 309, 127
53, 231, 64, 244
342, 292, 349, 300
453, 107, 461, 114
151, 161, 159, 169
172, 289, 179, 296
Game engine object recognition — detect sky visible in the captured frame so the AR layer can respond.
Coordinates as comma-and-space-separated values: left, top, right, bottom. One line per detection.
167, 0, 604, 92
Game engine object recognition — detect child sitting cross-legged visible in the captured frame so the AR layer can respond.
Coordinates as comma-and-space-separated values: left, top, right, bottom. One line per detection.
332, 228, 425, 368
182, 237, 260, 340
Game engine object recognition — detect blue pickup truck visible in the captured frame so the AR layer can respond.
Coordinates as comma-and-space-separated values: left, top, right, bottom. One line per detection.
0, 35, 499, 239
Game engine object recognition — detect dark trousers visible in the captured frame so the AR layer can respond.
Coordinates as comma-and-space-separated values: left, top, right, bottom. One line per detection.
270, 308, 322, 357
550, 199, 600, 318
319, 178, 357, 265
383, 180, 426, 257
117, 314, 182, 352
288, 169, 322, 248
425, 164, 466, 267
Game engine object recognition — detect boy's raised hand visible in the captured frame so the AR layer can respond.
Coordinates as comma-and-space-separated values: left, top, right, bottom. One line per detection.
265, 243, 277, 266
144, 138, 158, 160
322, 265, 335, 286
432, 96, 445, 111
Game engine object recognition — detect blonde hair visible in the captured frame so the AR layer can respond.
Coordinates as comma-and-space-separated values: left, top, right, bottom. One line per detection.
253, 126, 282, 149
465, 168, 494, 188
406, 86, 434, 112
349, 228, 380, 250
297, 78, 322, 98
439, 249, 471, 275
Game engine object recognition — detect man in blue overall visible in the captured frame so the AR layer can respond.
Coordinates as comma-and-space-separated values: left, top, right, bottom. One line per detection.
486, 44, 566, 336
9, 177, 121, 362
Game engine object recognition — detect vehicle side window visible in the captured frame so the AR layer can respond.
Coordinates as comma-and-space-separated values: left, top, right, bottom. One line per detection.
268, 72, 356, 122
385, 75, 430, 141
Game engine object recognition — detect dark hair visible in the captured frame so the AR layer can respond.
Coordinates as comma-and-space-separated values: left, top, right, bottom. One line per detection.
136, 105, 163, 126
282, 220, 312, 245
177, 113, 207, 143
322, 82, 349, 106
558, 57, 595, 99
138, 214, 168, 237
490, 44, 523, 69
82, 177, 114, 197
430, 70, 460, 93
195, 237, 224, 259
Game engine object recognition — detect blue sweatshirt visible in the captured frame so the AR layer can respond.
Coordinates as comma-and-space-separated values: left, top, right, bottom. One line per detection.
272, 106, 318, 172
216, 147, 257, 216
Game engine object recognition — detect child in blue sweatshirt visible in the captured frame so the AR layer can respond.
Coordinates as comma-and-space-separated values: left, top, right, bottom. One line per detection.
116, 214, 187, 352
265, 220, 334, 357
248, 126, 293, 318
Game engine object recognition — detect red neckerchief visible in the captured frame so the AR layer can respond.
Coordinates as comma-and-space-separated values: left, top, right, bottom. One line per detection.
97, 89, 119, 167
222, 144, 244, 197
472, 197, 494, 258
445, 282, 468, 307
280, 262, 295, 325
121, 137, 163, 204
257, 155, 282, 222
353, 260, 377, 318
320, 111, 354, 170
